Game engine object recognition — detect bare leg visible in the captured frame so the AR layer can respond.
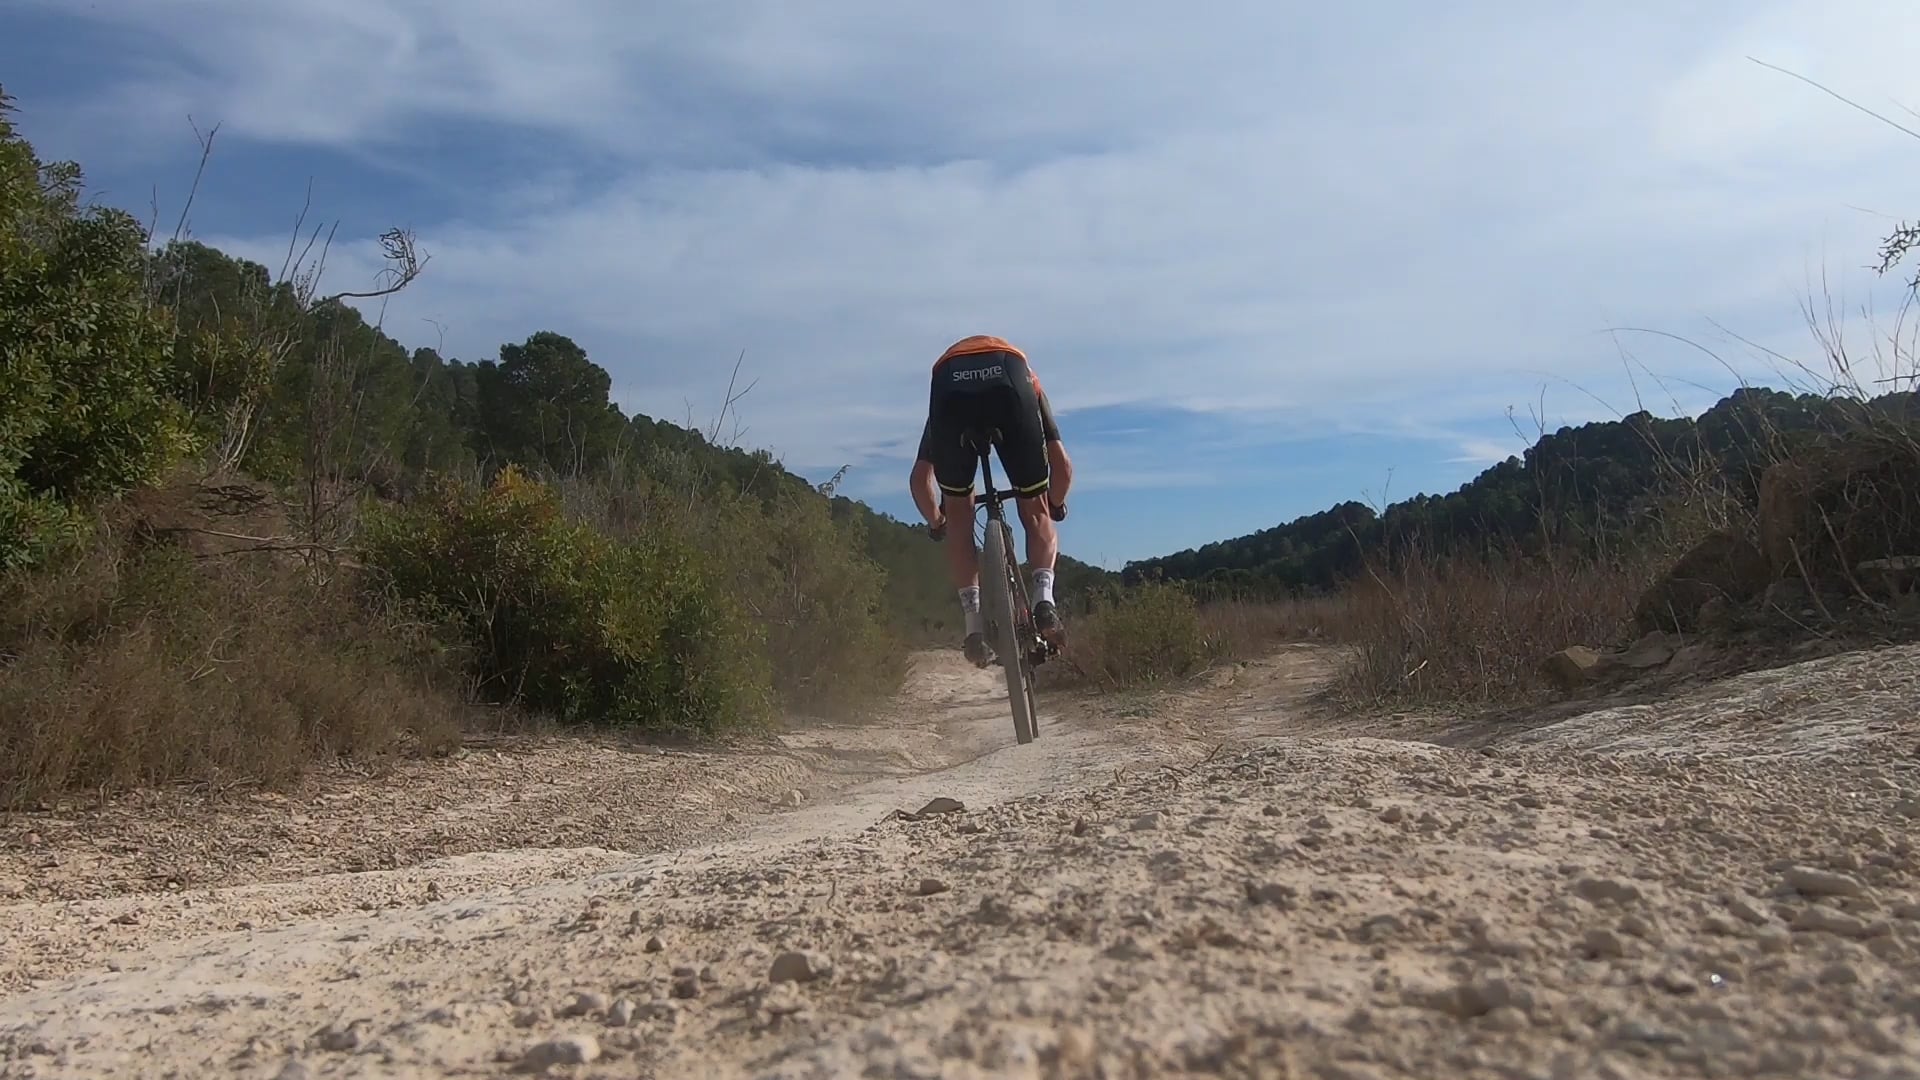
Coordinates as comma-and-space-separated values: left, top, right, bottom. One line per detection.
1015, 495, 1059, 572
941, 493, 979, 590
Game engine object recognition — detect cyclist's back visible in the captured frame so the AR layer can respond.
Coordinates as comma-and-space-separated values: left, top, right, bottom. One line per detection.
909, 334, 1074, 666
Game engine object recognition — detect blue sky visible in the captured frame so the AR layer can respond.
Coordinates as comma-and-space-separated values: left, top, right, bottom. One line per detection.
5, 1, 1919, 568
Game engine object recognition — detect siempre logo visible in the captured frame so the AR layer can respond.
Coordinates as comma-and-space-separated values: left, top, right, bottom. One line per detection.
952, 365, 1005, 382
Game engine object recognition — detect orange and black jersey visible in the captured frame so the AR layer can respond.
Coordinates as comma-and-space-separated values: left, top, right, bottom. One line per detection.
916, 335, 1060, 456
916, 335, 1059, 497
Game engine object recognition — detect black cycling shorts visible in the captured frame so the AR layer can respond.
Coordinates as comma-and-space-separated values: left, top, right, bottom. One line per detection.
915, 348, 1059, 498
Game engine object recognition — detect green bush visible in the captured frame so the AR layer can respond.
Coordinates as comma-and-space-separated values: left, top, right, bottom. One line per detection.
678, 481, 903, 712
1062, 580, 1212, 688
361, 465, 772, 734
0, 90, 194, 572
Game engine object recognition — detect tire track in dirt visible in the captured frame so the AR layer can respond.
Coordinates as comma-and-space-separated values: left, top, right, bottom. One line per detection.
0, 648, 1332, 999
3, 643, 1916, 1078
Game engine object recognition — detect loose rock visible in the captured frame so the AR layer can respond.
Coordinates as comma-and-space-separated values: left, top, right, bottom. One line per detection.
519, 1034, 600, 1072
769, 951, 833, 984
1782, 866, 1865, 899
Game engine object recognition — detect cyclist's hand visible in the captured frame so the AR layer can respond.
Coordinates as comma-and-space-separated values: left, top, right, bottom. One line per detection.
1048, 500, 1067, 522
927, 515, 947, 542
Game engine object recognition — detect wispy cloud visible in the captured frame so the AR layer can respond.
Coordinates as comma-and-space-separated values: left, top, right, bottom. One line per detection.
6, 0, 1919, 562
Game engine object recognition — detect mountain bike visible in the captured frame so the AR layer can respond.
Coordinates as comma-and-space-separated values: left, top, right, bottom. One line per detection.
953, 429, 1060, 745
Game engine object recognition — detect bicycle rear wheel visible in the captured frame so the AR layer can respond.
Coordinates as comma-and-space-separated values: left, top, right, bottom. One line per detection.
979, 518, 1036, 745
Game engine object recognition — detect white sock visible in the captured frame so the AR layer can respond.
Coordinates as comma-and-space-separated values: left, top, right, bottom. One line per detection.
1032, 568, 1056, 606
958, 586, 983, 636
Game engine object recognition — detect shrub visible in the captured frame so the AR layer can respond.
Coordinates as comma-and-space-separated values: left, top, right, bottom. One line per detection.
557, 450, 907, 714
1, 91, 194, 571
0, 535, 462, 808
1057, 580, 1212, 689
1328, 543, 1666, 707
360, 465, 772, 734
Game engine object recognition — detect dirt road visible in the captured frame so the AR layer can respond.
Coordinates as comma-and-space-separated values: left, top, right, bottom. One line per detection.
2, 644, 1918, 1078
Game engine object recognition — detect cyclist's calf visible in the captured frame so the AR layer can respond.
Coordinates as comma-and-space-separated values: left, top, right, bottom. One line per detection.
1014, 494, 1059, 571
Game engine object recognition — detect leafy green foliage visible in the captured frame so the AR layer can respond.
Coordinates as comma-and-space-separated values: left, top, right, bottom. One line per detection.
1062, 580, 1211, 688
360, 466, 772, 735
0, 90, 193, 570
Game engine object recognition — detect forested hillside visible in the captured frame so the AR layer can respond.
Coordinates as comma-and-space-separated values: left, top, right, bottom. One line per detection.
1127, 386, 1920, 597
0, 86, 1122, 803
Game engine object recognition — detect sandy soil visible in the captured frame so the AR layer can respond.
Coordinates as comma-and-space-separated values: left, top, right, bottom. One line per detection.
1, 643, 1917, 1079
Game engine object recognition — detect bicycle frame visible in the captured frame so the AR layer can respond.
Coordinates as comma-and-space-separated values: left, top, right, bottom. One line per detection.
965, 434, 1058, 672
956, 434, 1043, 743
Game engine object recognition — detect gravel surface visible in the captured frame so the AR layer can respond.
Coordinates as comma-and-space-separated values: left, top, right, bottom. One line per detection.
2, 644, 1918, 1078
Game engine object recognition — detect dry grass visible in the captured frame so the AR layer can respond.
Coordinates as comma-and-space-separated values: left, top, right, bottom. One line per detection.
0, 534, 465, 809
1321, 543, 1671, 708
1050, 584, 1318, 690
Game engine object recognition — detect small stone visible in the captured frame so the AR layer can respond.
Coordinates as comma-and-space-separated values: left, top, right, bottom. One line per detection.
1818, 962, 1859, 986
769, 950, 833, 984
1130, 813, 1162, 832
1245, 881, 1298, 908
1791, 905, 1875, 939
916, 878, 950, 896
1617, 914, 1657, 941
1306, 814, 1332, 830
1783, 866, 1865, 899
273, 1061, 314, 1080
1071, 818, 1090, 837
1701, 915, 1741, 936
1613, 1019, 1683, 1046
561, 991, 608, 1017
519, 1034, 600, 1071
1483, 1006, 1529, 1032
1379, 806, 1406, 824
1261, 804, 1283, 817
644, 934, 665, 953
1417, 977, 1533, 1019
607, 999, 636, 1028
1581, 928, 1626, 959
670, 976, 700, 999
1726, 894, 1771, 925
1351, 914, 1403, 943
1654, 970, 1698, 995
1575, 877, 1643, 905
1514, 794, 1546, 810
315, 1023, 364, 1052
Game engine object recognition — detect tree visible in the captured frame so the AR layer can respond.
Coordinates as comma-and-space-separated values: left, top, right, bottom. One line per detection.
0, 88, 190, 570
476, 331, 628, 474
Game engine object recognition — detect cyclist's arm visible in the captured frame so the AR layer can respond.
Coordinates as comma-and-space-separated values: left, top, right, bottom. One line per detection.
910, 419, 942, 526
1037, 388, 1073, 508
1037, 387, 1061, 443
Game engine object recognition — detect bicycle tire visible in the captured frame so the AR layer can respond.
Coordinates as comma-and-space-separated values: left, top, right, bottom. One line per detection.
1006, 550, 1042, 741
980, 519, 1036, 744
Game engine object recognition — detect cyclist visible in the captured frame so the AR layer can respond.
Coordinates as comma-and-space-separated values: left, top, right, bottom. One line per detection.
909, 334, 1074, 668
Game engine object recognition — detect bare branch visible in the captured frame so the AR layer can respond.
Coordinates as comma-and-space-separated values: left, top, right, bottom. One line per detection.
1747, 56, 1920, 142
171, 117, 221, 244
278, 179, 315, 284
317, 227, 429, 304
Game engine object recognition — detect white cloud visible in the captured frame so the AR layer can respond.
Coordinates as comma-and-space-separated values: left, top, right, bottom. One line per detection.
18, 0, 1920, 495
1447, 439, 1524, 466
